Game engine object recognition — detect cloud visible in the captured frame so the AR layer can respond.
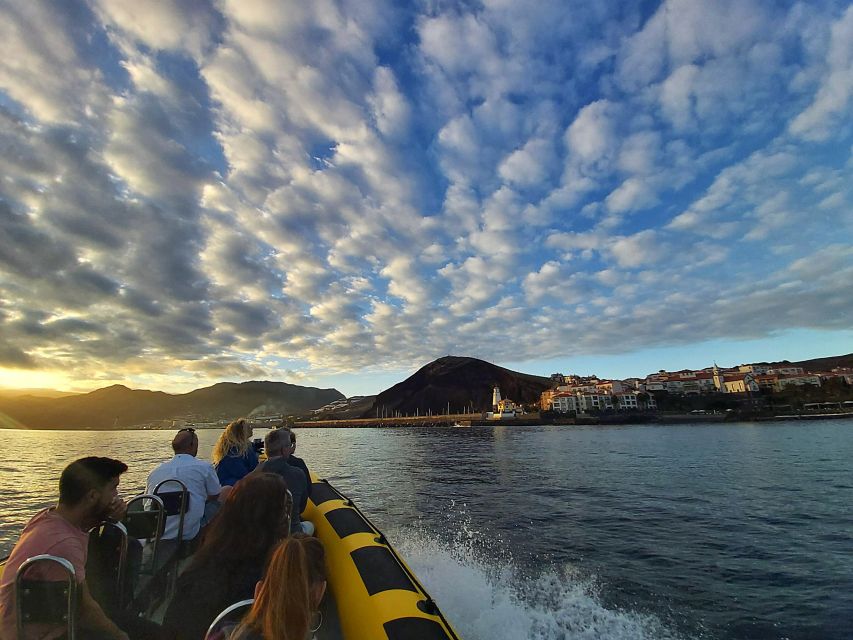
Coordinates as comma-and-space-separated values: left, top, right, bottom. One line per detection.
0, 2, 109, 123
605, 178, 659, 214
0, 0, 851, 391
92, 0, 221, 57
608, 231, 664, 268
616, 0, 771, 91
565, 100, 618, 169
789, 6, 853, 141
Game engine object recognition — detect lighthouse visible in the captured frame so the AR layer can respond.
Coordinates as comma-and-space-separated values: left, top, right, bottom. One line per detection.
492, 385, 502, 412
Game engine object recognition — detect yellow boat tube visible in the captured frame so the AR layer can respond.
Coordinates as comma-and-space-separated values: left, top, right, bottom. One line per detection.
303, 474, 460, 640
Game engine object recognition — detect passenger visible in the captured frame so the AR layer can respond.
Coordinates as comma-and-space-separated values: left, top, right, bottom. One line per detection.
252, 429, 313, 535
212, 418, 259, 486
0, 457, 162, 640
162, 473, 290, 640
146, 428, 230, 543
229, 535, 327, 640
280, 427, 312, 498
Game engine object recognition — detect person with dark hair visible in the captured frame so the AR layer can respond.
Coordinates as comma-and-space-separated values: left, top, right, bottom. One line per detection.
212, 418, 259, 487
0, 457, 161, 640
162, 473, 290, 640
279, 427, 312, 499
147, 428, 229, 541
251, 429, 312, 535
230, 535, 327, 640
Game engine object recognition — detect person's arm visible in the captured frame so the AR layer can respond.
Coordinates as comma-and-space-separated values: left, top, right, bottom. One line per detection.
79, 581, 129, 640
247, 447, 259, 471
205, 465, 223, 501
291, 456, 312, 497
298, 473, 309, 514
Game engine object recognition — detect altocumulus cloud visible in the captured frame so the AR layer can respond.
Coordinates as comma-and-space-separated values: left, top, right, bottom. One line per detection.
0, 0, 851, 386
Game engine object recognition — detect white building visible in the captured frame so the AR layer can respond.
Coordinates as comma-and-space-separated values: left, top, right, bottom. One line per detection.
773, 374, 821, 391
551, 392, 578, 413
767, 366, 805, 375
576, 393, 613, 412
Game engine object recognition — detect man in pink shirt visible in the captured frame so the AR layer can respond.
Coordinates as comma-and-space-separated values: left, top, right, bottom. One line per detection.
0, 457, 144, 640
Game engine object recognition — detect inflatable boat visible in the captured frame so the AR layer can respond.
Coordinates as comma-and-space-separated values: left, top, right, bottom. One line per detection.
1, 475, 460, 640
305, 475, 459, 640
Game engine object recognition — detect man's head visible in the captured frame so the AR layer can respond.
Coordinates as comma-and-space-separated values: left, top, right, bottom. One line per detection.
172, 428, 198, 456
264, 428, 294, 459
59, 457, 128, 524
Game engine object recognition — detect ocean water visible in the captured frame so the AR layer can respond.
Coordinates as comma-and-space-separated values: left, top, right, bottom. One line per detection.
1, 420, 851, 640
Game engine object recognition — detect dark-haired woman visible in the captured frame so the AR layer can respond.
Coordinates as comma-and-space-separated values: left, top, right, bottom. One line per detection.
162, 473, 290, 640
230, 535, 327, 640
212, 418, 258, 487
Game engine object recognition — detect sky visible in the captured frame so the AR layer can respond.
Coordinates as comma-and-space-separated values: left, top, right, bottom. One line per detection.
0, 0, 851, 398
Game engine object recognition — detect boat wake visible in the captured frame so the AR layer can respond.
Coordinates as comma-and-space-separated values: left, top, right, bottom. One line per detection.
392, 510, 690, 640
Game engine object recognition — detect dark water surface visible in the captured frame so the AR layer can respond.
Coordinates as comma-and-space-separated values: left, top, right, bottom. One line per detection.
1, 420, 851, 639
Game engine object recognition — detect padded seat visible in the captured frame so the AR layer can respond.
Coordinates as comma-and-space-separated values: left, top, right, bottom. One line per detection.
15, 554, 78, 640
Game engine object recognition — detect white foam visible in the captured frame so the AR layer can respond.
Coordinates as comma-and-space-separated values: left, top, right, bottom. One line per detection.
393, 511, 688, 640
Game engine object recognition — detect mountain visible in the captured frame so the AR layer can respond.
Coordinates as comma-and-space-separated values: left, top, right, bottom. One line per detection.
788, 353, 853, 372
0, 381, 344, 430
366, 356, 552, 417
0, 388, 80, 399
732, 353, 853, 373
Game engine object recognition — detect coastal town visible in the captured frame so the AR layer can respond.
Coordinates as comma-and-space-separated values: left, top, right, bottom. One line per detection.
539, 362, 853, 416
300, 357, 853, 427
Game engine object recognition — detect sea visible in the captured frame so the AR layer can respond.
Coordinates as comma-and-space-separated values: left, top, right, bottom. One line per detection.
1, 420, 851, 640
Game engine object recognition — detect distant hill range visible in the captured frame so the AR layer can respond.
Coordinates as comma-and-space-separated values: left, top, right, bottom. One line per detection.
365, 356, 551, 417
0, 381, 344, 430
765, 353, 853, 372
0, 388, 80, 399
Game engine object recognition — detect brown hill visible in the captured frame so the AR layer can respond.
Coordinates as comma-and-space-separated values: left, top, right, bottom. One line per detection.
788, 353, 853, 372
0, 381, 343, 429
736, 353, 853, 373
366, 356, 551, 417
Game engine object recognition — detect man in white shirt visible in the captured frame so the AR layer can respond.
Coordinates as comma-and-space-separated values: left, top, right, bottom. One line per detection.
146, 428, 224, 540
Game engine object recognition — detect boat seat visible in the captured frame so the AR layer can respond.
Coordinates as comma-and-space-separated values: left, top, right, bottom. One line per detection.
124, 495, 166, 574
15, 554, 78, 640
152, 479, 191, 598
123, 493, 177, 614
203, 598, 254, 640
86, 521, 129, 615
152, 479, 190, 539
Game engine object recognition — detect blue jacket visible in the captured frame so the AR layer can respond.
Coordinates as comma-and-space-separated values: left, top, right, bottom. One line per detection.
215, 446, 259, 486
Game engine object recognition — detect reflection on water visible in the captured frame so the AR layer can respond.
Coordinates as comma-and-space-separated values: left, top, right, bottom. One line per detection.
2, 421, 852, 640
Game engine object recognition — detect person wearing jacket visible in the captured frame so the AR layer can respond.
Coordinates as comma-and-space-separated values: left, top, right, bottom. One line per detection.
212, 418, 258, 487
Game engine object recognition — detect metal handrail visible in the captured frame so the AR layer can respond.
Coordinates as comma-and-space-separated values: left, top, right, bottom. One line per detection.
203, 598, 254, 640
284, 488, 293, 535
15, 554, 77, 640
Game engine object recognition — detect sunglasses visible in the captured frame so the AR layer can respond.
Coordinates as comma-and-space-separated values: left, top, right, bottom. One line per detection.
177, 427, 196, 433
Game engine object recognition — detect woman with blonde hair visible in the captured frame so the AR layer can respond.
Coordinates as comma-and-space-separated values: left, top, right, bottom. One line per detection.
213, 418, 259, 486
231, 534, 327, 640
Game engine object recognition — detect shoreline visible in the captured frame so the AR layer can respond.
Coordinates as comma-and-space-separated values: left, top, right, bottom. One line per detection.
3, 411, 852, 431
